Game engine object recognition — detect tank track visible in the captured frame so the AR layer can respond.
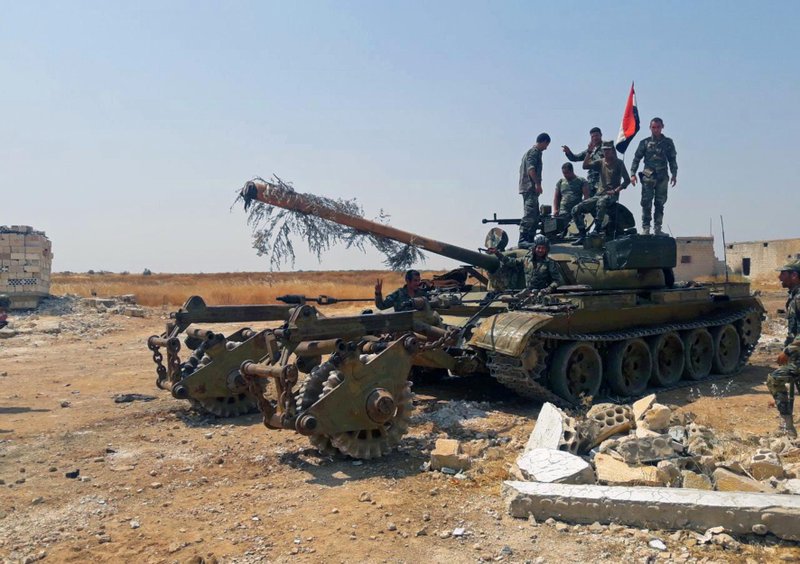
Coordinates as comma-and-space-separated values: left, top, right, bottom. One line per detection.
488, 307, 762, 407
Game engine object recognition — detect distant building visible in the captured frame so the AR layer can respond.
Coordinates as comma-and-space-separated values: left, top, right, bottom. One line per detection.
673, 236, 725, 281
0, 225, 53, 309
725, 238, 800, 279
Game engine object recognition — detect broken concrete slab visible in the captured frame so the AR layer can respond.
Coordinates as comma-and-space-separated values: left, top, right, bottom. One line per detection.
503, 481, 800, 541
0, 327, 17, 339
594, 453, 669, 486
524, 403, 579, 454
681, 470, 713, 490
780, 479, 800, 495
632, 394, 656, 421
748, 449, 784, 481
516, 448, 595, 485
430, 439, 470, 471
657, 460, 681, 487
712, 468, 773, 493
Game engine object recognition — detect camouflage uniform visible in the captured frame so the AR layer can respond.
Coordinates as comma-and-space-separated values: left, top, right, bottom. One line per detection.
555, 176, 588, 215
566, 145, 602, 196
519, 146, 543, 246
375, 285, 428, 312
630, 135, 678, 231
498, 252, 566, 291
766, 285, 800, 413
572, 157, 630, 232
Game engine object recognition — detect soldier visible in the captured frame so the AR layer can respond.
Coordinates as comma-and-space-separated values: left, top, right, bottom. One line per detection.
374, 269, 428, 312
0, 295, 8, 330
489, 234, 566, 292
553, 163, 590, 216
518, 133, 551, 248
562, 127, 603, 196
766, 259, 800, 438
571, 141, 630, 243
629, 117, 678, 236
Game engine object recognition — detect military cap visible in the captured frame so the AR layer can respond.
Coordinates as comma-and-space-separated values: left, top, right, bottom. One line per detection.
777, 259, 800, 273
601, 140, 616, 151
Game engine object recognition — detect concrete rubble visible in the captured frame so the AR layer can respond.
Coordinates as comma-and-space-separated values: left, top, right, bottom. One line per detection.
503, 481, 800, 541
509, 394, 800, 537
430, 438, 470, 472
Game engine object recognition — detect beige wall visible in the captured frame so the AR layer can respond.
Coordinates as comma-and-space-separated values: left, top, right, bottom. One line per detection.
726, 238, 800, 279
674, 236, 724, 281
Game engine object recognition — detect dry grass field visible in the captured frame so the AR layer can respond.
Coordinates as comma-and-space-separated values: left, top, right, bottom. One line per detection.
51, 270, 446, 308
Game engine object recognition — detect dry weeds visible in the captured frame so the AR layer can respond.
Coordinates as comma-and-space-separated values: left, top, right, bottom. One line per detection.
51, 270, 445, 308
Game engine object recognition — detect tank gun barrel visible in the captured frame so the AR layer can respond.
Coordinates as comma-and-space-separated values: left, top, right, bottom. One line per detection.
242, 179, 501, 273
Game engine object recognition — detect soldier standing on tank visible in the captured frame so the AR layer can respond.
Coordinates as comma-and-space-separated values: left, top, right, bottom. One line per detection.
562, 127, 603, 196
766, 260, 800, 438
489, 234, 566, 292
518, 133, 551, 248
629, 117, 678, 236
374, 269, 428, 312
553, 163, 590, 216
571, 141, 630, 243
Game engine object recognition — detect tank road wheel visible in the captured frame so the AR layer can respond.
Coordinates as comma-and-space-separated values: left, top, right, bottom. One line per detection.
606, 339, 652, 396
737, 311, 762, 348
549, 342, 602, 404
327, 374, 415, 460
648, 332, 685, 386
682, 328, 713, 380
711, 324, 742, 375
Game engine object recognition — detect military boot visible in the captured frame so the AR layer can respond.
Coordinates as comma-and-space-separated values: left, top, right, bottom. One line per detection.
654, 225, 665, 236
572, 229, 587, 246
641, 225, 650, 235
781, 414, 798, 439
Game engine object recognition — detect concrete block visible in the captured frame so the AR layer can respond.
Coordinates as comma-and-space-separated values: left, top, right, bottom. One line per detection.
748, 449, 785, 481
503, 480, 800, 541
431, 439, 470, 471
584, 403, 633, 446
632, 394, 656, 421
641, 403, 672, 432
616, 435, 682, 464
0, 327, 17, 339
713, 468, 773, 493
525, 403, 577, 454
594, 453, 670, 486
681, 470, 713, 490
516, 448, 595, 484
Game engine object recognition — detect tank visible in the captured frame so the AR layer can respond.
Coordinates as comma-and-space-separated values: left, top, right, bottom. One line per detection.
240, 178, 765, 406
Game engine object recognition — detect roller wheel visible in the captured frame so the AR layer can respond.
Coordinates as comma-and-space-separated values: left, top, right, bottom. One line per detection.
606, 338, 652, 396
711, 324, 741, 375
648, 332, 685, 386
737, 311, 762, 348
549, 342, 602, 404
682, 328, 713, 380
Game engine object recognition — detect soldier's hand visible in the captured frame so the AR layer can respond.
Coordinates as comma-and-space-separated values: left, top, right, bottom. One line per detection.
630, 175, 638, 186
561, 145, 571, 154
375, 279, 383, 294
778, 352, 790, 366
486, 247, 498, 256
535, 184, 543, 196
670, 176, 677, 187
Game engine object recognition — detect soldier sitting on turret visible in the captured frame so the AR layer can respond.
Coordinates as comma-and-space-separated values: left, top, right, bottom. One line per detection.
374, 269, 429, 312
488, 234, 566, 292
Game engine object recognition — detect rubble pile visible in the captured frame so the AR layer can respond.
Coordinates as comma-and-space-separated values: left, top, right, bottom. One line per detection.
0, 294, 147, 340
504, 394, 800, 540
512, 394, 800, 494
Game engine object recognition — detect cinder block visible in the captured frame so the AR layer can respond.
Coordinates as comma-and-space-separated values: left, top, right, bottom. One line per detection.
430, 439, 470, 471
503, 480, 800, 541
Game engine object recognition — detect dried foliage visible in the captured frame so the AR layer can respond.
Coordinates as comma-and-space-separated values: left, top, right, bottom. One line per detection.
237, 176, 425, 271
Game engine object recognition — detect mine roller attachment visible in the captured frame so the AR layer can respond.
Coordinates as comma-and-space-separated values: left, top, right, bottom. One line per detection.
242, 333, 421, 459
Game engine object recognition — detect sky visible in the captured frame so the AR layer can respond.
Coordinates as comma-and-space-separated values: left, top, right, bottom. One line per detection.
3, 1, 799, 273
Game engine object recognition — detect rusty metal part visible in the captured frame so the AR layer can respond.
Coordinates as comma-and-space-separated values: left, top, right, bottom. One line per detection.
294, 338, 346, 357
365, 389, 396, 424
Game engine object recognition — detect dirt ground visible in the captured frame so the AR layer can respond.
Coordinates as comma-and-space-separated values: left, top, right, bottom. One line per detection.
2, 291, 800, 563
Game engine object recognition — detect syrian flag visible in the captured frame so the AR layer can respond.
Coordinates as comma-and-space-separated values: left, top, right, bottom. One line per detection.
615, 82, 640, 154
